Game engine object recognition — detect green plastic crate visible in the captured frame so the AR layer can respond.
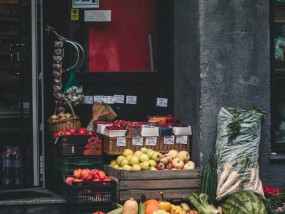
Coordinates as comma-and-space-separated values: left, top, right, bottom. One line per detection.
54, 156, 104, 174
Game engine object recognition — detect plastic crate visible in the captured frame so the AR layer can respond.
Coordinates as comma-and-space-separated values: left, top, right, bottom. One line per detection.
53, 156, 104, 174
68, 203, 113, 214
62, 179, 116, 203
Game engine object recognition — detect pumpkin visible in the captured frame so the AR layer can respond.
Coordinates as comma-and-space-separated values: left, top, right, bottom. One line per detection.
145, 199, 160, 214
92, 211, 104, 214
122, 198, 138, 214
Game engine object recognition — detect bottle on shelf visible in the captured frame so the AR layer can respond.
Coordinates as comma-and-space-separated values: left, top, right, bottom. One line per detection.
1, 146, 13, 185
13, 146, 22, 185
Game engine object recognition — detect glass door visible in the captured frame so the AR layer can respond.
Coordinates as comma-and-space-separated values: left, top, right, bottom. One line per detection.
0, 0, 42, 189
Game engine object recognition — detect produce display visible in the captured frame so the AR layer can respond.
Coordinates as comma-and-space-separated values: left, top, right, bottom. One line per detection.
215, 107, 265, 200
219, 191, 267, 214
109, 148, 195, 171
105, 194, 198, 214
65, 168, 112, 184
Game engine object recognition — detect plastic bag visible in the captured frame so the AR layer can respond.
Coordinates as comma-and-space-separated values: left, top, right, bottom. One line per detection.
215, 107, 265, 200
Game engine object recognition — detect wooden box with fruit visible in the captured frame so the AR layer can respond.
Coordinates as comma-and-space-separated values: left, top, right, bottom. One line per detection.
103, 136, 191, 155
104, 148, 202, 202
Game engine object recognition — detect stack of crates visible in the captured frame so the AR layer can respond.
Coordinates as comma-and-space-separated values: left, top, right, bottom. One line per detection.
52, 134, 115, 214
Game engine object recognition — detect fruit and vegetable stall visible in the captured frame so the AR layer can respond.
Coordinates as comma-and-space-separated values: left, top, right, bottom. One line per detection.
48, 103, 284, 214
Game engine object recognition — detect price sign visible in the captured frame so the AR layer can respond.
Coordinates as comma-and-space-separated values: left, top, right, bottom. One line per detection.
132, 137, 144, 146
126, 96, 137, 104
83, 96, 93, 104
163, 136, 175, 145
94, 95, 104, 103
116, 137, 126, 147
176, 136, 188, 144
103, 96, 115, 104
114, 95, 125, 104
145, 137, 157, 146
156, 98, 168, 107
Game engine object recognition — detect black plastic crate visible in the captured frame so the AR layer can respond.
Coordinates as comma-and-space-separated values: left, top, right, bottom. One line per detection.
62, 179, 116, 203
54, 156, 104, 174
68, 202, 113, 214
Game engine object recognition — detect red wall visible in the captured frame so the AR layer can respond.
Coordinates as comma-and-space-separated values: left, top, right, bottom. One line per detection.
88, 0, 157, 72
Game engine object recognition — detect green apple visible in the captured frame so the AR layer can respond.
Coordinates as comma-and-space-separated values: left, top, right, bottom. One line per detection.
120, 158, 129, 167
140, 147, 148, 153
113, 164, 120, 169
149, 159, 157, 167
140, 161, 151, 170
147, 149, 155, 158
130, 155, 140, 166
126, 155, 133, 162
139, 153, 150, 162
151, 152, 163, 162
168, 150, 178, 159
116, 155, 125, 165
122, 164, 132, 171
150, 166, 157, 170
123, 148, 134, 157
132, 164, 142, 171
134, 150, 143, 157
110, 160, 117, 166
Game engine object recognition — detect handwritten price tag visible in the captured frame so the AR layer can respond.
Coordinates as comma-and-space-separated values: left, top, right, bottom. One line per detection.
163, 136, 175, 144
132, 137, 144, 146
116, 137, 126, 147
176, 136, 188, 144
145, 137, 157, 146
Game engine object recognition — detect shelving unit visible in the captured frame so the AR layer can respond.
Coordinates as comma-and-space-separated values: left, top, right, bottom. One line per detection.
0, 0, 20, 113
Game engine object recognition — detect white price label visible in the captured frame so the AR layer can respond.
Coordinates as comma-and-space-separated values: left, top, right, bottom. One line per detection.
94, 95, 104, 103
163, 136, 175, 145
176, 136, 188, 144
83, 96, 93, 104
103, 96, 115, 104
114, 95, 125, 104
126, 96, 137, 104
145, 137, 157, 146
156, 98, 168, 107
132, 137, 144, 146
116, 137, 126, 147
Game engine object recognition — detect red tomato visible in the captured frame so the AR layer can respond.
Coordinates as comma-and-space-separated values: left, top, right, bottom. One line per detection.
68, 128, 77, 135
65, 131, 72, 135
53, 132, 59, 139
58, 130, 66, 136
87, 131, 94, 135
78, 127, 87, 135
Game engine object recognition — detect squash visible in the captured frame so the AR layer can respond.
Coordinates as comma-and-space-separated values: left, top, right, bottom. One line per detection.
145, 199, 160, 214
122, 198, 138, 214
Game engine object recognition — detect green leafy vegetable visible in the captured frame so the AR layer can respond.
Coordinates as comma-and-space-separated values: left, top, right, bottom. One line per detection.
189, 193, 219, 214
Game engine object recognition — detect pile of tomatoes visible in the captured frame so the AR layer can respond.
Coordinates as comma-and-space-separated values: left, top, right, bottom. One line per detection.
53, 127, 94, 139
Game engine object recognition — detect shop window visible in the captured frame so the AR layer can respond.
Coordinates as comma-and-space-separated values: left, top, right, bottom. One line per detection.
272, 1, 285, 152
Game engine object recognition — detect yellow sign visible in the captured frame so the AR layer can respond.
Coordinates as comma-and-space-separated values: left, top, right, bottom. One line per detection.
71, 9, 79, 21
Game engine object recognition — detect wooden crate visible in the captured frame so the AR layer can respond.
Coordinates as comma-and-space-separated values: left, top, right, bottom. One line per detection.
104, 165, 201, 202
102, 135, 191, 155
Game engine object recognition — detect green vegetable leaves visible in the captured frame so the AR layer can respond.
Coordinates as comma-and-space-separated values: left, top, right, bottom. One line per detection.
189, 193, 220, 214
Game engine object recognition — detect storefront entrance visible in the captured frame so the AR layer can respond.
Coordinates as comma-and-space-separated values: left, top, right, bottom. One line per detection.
0, 0, 43, 189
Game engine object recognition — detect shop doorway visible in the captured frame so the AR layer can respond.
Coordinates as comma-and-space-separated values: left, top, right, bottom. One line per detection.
0, 0, 43, 189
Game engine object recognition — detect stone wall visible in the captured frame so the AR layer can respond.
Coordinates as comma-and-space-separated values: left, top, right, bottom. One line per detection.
173, 0, 284, 188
